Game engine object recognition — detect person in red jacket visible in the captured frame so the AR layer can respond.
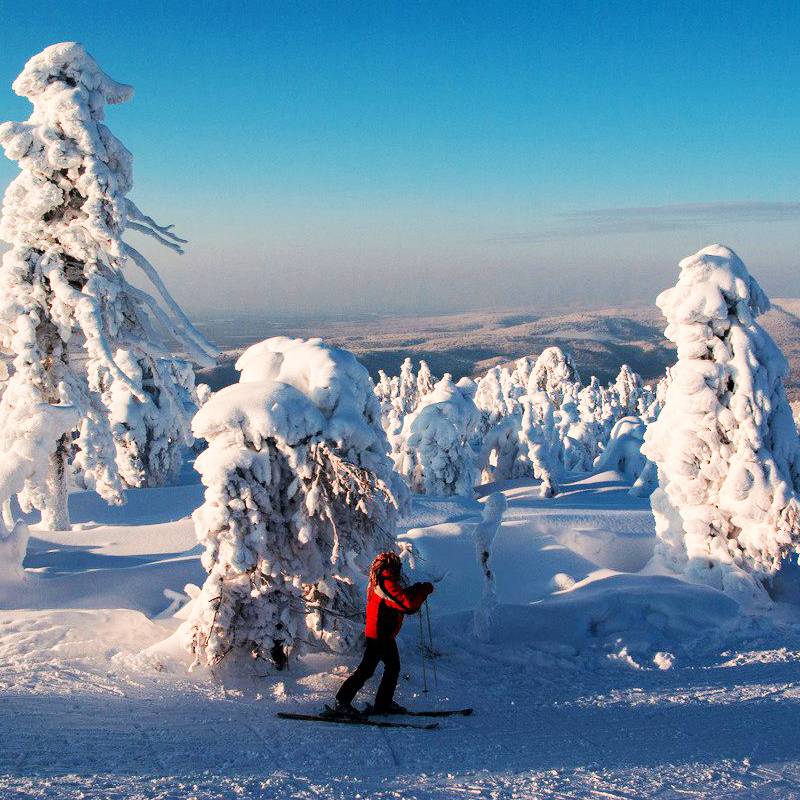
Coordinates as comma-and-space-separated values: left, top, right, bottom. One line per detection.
334, 551, 433, 716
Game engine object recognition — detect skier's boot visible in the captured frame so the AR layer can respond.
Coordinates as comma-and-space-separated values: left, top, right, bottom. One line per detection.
372, 700, 408, 715
326, 700, 361, 719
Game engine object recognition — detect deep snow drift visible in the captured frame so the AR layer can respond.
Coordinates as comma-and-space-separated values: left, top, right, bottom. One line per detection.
4, 468, 800, 798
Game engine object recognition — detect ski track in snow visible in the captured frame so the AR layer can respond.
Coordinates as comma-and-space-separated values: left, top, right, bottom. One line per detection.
3, 474, 800, 798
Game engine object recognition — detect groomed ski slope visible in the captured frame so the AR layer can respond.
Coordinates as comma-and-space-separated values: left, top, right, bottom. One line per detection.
3, 471, 800, 799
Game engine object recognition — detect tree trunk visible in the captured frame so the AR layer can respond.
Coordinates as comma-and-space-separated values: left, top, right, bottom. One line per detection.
41, 434, 70, 531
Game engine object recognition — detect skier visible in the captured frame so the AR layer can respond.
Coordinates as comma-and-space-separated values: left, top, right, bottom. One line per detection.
332, 551, 434, 716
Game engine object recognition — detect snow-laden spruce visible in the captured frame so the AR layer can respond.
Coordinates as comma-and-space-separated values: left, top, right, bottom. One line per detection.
642, 245, 800, 595
0, 43, 215, 529
394, 374, 479, 496
185, 338, 403, 669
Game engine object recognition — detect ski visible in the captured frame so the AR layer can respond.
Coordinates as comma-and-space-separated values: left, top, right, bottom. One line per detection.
277, 711, 439, 730
363, 705, 473, 718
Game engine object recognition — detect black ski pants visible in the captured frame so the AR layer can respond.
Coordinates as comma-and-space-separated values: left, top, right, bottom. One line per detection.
336, 637, 400, 710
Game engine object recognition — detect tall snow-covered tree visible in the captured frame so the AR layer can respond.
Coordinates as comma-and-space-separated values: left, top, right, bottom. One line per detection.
642, 245, 800, 598
0, 43, 215, 529
185, 338, 403, 669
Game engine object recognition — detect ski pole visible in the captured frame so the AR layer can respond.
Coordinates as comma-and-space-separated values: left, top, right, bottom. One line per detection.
418, 606, 428, 693
425, 599, 438, 690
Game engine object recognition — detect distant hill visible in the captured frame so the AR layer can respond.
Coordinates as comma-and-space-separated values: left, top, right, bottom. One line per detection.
196, 299, 800, 400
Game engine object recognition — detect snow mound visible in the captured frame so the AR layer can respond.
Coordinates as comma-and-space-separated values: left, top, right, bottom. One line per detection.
488, 572, 739, 661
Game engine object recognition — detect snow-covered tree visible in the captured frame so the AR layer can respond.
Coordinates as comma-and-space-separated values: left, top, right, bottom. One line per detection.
0, 43, 215, 529
395, 357, 418, 416
184, 338, 402, 669
575, 377, 606, 458
556, 400, 594, 472
473, 492, 507, 641
614, 364, 647, 417
528, 347, 581, 407
644, 366, 673, 422
75, 351, 206, 490
577, 376, 603, 426
416, 359, 436, 399
593, 415, 654, 493
521, 392, 561, 497
475, 366, 516, 437
599, 384, 624, 442
505, 356, 534, 398
478, 413, 533, 483
395, 374, 479, 496
642, 245, 800, 597
0, 399, 78, 571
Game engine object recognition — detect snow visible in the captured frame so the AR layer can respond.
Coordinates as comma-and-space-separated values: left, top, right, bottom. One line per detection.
6, 466, 800, 798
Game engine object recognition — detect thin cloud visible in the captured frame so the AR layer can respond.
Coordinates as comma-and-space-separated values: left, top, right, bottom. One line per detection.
491, 201, 800, 243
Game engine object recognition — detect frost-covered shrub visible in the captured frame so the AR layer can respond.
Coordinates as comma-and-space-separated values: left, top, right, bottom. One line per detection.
0, 43, 215, 529
520, 392, 561, 497
528, 347, 582, 407
185, 338, 402, 670
395, 374, 479, 496
642, 245, 800, 596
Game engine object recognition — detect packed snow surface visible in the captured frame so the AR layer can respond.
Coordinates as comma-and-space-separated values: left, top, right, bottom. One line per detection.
4, 470, 800, 798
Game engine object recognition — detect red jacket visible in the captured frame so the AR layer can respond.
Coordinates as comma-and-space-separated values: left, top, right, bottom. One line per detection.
365, 568, 433, 639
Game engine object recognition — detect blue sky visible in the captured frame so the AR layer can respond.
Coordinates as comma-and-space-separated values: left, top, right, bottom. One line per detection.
1, 1, 798, 315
